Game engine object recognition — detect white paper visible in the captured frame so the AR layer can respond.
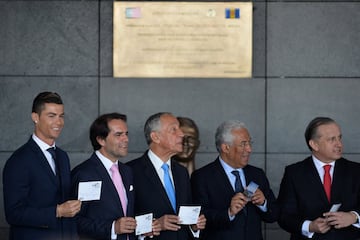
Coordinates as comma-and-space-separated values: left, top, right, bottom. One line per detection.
178, 206, 201, 225
78, 181, 102, 201
330, 203, 341, 212
135, 213, 153, 235
244, 181, 259, 199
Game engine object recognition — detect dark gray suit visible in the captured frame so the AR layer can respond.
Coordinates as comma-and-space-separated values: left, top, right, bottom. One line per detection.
71, 153, 135, 240
3, 137, 77, 240
191, 158, 278, 240
278, 157, 360, 240
127, 151, 192, 240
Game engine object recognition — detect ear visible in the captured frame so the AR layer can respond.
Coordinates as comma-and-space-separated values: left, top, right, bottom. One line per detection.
221, 143, 230, 153
150, 131, 160, 144
309, 139, 318, 152
31, 112, 39, 124
96, 136, 106, 147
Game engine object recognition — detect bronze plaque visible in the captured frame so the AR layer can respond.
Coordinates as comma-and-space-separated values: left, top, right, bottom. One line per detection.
114, 2, 252, 78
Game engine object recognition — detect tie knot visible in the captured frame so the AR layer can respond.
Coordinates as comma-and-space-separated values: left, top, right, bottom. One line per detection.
324, 165, 331, 172
162, 163, 169, 172
231, 170, 240, 178
47, 147, 56, 159
111, 163, 119, 172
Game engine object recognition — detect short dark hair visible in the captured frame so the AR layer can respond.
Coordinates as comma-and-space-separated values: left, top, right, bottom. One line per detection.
31, 92, 63, 114
90, 112, 127, 151
304, 117, 336, 151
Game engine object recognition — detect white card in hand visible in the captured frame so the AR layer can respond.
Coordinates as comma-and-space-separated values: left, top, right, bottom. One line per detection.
78, 181, 102, 201
330, 203, 341, 212
178, 206, 201, 225
135, 213, 153, 235
244, 181, 259, 199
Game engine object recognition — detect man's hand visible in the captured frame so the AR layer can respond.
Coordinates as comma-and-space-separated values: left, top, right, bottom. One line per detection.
309, 217, 331, 234
56, 200, 81, 218
143, 218, 161, 237
157, 214, 180, 231
323, 211, 358, 229
114, 217, 136, 234
191, 214, 206, 231
251, 188, 265, 206
229, 192, 249, 217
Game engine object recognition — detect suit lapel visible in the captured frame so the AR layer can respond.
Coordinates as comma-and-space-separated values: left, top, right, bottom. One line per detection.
29, 138, 59, 185
305, 157, 330, 205
331, 159, 345, 205
214, 158, 236, 195
142, 154, 176, 213
91, 154, 124, 213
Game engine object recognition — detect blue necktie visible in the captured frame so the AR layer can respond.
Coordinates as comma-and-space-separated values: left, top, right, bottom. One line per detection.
231, 170, 244, 193
232, 170, 247, 215
162, 163, 176, 212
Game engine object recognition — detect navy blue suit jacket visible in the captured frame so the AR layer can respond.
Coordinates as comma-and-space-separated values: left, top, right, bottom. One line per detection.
3, 137, 77, 240
278, 157, 360, 240
71, 153, 135, 240
191, 158, 279, 240
126, 151, 192, 240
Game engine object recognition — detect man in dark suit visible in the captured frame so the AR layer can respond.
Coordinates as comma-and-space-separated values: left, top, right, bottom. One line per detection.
71, 113, 140, 240
3, 91, 82, 240
278, 117, 360, 239
127, 112, 206, 240
191, 120, 278, 240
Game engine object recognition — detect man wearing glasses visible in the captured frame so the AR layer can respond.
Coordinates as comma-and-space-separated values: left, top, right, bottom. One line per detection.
191, 120, 278, 240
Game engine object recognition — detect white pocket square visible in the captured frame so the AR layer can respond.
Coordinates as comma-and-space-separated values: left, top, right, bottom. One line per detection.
129, 185, 134, 191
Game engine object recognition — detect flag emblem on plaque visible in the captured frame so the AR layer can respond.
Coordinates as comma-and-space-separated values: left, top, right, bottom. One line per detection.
225, 8, 240, 19
125, 7, 141, 19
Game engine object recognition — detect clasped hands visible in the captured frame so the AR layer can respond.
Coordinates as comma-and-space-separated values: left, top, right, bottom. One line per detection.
115, 217, 160, 237
309, 211, 358, 234
156, 214, 206, 232
115, 214, 206, 237
229, 188, 266, 216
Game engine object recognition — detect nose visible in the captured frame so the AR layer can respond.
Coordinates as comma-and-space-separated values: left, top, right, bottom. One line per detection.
335, 137, 342, 147
246, 144, 252, 153
55, 116, 64, 125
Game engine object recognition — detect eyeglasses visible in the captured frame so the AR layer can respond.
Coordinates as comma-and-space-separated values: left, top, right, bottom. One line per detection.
233, 141, 253, 148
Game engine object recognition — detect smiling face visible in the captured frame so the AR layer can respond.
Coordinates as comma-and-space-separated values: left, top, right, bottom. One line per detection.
309, 123, 343, 163
31, 103, 64, 146
221, 128, 252, 169
97, 119, 129, 162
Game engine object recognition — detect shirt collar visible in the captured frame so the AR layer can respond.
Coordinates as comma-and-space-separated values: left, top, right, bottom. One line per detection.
219, 156, 243, 174
32, 133, 55, 152
148, 149, 171, 171
312, 155, 335, 171
95, 150, 118, 171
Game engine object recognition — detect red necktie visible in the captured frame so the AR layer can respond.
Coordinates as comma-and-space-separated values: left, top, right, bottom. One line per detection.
323, 165, 332, 202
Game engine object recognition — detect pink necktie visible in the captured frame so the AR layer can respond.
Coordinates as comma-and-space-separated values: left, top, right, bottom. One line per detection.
110, 164, 127, 214
323, 165, 332, 202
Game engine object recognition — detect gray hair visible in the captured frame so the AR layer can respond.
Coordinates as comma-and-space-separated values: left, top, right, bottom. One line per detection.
144, 112, 173, 145
215, 120, 247, 153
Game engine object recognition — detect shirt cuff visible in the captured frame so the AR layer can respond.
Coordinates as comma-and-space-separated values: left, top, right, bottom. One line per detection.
257, 199, 268, 212
302, 220, 314, 238
351, 211, 360, 228
111, 221, 117, 239
189, 226, 200, 238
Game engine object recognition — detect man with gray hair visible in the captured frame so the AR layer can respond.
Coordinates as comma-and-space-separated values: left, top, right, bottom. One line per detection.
127, 112, 206, 240
191, 120, 278, 240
